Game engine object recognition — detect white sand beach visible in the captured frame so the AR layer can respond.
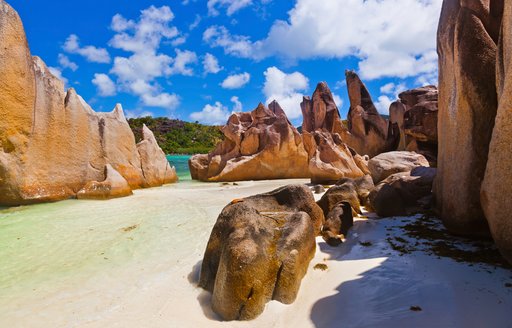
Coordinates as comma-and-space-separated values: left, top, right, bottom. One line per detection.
1, 180, 511, 328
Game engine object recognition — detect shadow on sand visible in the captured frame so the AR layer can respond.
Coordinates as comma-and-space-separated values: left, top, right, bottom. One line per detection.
309, 217, 512, 328
188, 260, 222, 321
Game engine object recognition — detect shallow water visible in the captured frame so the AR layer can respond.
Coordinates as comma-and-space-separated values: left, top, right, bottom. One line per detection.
167, 154, 192, 181
1, 179, 511, 327
0, 179, 310, 327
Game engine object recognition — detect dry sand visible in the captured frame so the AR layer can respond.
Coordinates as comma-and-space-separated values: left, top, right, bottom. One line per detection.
0, 179, 511, 327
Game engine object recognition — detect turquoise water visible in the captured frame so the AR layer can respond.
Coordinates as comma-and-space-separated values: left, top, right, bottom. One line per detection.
166, 154, 192, 181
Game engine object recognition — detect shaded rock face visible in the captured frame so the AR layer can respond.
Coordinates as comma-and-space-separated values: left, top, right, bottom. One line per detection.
390, 86, 439, 164
482, 0, 512, 264
342, 71, 399, 158
368, 151, 429, 184
321, 201, 353, 247
189, 102, 310, 182
199, 185, 319, 320
301, 82, 368, 183
0, 1, 176, 205
370, 166, 436, 217
77, 164, 133, 200
435, 0, 503, 236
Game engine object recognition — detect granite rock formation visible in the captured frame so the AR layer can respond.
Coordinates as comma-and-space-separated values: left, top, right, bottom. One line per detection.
317, 175, 374, 218
369, 166, 436, 217
368, 151, 430, 184
137, 124, 178, 187
0, 1, 177, 205
481, 0, 512, 264
189, 102, 310, 182
342, 71, 400, 157
199, 185, 321, 320
301, 82, 368, 183
435, 0, 502, 236
389, 86, 439, 163
77, 164, 133, 200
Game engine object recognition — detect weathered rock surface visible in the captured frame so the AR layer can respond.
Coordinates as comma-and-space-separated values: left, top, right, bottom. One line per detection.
435, 0, 502, 236
370, 166, 436, 217
342, 71, 399, 157
482, 0, 512, 264
301, 82, 368, 183
302, 131, 366, 184
189, 102, 310, 182
317, 175, 374, 216
368, 151, 429, 184
398, 86, 439, 163
0, 1, 176, 205
389, 101, 407, 151
137, 124, 178, 187
77, 164, 133, 200
199, 185, 320, 320
321, 201, 353, 247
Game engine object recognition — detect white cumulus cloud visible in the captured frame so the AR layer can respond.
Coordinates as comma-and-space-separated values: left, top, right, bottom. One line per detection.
92, 73, 117, 97
190, 102, 231, 125
204, 0, 442, 80
203, 53, 223, 74
107, 5, 192, 110
63, 34, 111, 64
58, 54, 78, 71
263, 66, 308, 120
208, 0, 253, 16
221, 72, 250, 89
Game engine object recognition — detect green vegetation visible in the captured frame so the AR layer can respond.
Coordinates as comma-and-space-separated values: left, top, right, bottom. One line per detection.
128, 117, 224, 155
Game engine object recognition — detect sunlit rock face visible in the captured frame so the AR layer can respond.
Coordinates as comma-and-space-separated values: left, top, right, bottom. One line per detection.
0, 0, 176, 205
341, 71, 400, 158
301, 82, 368, 184
199, 185, 321, 320
189, 102, 310, 182
435, 0, 502, 237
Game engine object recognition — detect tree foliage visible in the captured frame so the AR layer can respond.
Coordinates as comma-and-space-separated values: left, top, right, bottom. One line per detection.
128, 117, 224, 155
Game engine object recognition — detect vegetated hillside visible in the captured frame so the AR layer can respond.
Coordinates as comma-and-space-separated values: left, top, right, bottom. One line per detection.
128, 117, 224, 155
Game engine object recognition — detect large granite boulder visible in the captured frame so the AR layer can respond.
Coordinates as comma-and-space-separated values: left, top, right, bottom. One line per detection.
0, 1, 176, 205
399, 86, 438, 163
189, 102, 310, 181
137, 124, 178, 187
368, 151, 429, 183
342, 71, 399, 157
317, 175, 374, 215
77, 164, 133, 200
482, 0, 512, 264
199, 185, 320, 320
435, 0, 502, 236
301, 82, 368, 183
370, 166, 436, 217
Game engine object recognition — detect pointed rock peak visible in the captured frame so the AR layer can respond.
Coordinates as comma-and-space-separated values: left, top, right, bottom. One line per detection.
345, 69, 359, 80
345, 70, 378, 115
112, 103, 126, 121
253, 102, 273, 118
314, 81, 331, 94
268, 100, 287, 118
64, 88, 78, 105
142, 124, 157, 142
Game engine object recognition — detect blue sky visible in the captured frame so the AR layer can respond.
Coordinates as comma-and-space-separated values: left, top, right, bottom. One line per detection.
9, 0, 442, 126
